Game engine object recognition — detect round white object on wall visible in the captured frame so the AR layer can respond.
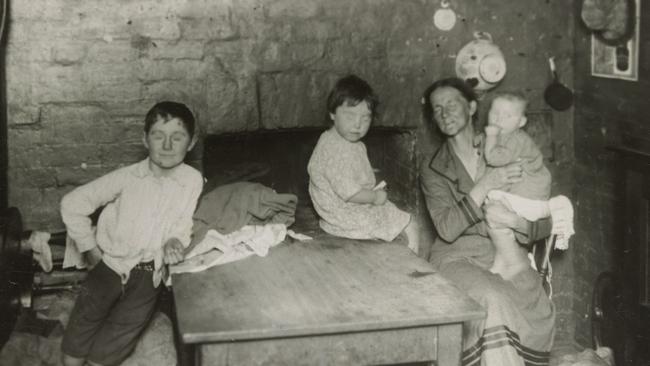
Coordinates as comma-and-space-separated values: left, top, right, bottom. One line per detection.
478, 54, 507, 83
433, 1, 456, 31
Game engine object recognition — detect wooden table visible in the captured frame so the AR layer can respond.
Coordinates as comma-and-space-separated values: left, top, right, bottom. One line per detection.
172, 238, 485, 366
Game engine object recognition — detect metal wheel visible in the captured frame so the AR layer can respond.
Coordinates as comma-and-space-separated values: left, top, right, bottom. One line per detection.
0, 207, 24, 348
591, 271, 636, 366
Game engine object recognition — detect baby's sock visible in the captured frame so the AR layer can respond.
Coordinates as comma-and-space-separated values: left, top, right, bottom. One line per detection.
487, 190, 550, 221
549, 195, 575, 250
404, 218, 420, 255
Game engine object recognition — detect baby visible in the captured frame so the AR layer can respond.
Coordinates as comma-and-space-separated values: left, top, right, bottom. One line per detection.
484, 92, 553, 278
307, 75, 419, 253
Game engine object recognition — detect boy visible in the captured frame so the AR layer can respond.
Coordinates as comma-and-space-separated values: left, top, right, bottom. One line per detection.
483, 92, 553, 278
60, 101, 203, 366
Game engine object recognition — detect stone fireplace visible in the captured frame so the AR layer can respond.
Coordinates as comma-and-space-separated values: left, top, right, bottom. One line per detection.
199, 126, 435, 258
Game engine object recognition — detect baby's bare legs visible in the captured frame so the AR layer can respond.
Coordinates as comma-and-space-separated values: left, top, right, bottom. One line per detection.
489, 228, 530, 280
487, 190, 550, 222
61, 354, 85, 366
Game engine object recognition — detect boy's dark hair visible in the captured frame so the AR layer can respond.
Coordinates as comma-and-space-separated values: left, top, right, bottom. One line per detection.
326, 75, 379, 119
144, 101, 196, 138
422, 77, 478, 127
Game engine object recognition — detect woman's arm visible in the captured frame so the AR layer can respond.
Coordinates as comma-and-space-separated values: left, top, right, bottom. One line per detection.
469, 161, 524, 208
484, 201, 552, 243
421, 160, 524, 243
421, 166, 482, 243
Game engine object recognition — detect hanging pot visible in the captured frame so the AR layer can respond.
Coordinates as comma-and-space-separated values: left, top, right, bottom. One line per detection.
544, 57, 573, 111
455, 32, 507, 92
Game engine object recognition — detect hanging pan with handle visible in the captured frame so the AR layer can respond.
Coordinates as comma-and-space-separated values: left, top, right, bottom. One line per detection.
544, 57, 574, 111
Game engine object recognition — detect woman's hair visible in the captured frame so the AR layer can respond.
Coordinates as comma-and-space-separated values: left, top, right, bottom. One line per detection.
421, 77, 478, 125
326, 74, 379, 120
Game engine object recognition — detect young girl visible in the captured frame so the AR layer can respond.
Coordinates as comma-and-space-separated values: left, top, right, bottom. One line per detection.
307, 75, 418, 252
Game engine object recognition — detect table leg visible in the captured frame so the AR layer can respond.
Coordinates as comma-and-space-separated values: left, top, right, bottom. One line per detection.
193, 344, 201, 366
435, 323, 463, 366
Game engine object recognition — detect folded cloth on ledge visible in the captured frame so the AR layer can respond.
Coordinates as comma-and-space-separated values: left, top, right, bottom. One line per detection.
549, 195, 574, 250
190, 182, 298, 249
25, 231, 53, 272
171, 224, 287, 276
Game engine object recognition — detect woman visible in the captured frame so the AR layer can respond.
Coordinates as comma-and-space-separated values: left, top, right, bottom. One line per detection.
420, 77, 555, 366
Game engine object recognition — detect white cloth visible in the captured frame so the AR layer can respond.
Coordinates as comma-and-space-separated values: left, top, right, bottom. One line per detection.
487, 190, 550, 222
170, 224, 287, 276
60, 158, 203, 286
26, 231, 53, 272
487, 192, 575, 251
287, 230, 313, 241
548, 195, 574, 250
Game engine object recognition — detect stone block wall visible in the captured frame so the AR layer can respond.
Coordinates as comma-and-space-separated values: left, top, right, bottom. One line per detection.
6, 0, 579, 344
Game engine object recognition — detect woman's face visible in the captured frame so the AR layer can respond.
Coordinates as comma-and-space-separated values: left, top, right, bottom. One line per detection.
430, 86, 477, 137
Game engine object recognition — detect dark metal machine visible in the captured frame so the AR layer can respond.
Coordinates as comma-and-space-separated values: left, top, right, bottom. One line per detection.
0, 207, 86, 345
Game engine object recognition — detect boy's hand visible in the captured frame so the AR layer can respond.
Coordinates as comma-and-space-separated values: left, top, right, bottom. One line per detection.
163, 238, 185, 265
84, 247, 103, 270
373, 189, 387, 205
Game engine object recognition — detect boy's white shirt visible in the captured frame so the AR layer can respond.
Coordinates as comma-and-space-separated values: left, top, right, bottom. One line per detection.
61, 158, 203, 286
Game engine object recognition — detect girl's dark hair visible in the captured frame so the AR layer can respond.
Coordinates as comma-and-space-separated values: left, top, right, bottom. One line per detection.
326, 74, 379, 119
422, 77, 478, 125
144, 101, 196, 138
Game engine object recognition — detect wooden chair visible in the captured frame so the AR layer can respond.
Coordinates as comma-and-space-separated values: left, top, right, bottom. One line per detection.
532, 234, 558, 297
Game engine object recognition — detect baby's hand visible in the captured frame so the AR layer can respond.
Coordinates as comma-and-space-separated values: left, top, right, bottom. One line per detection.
485, 125, 501, 136
163, 238, 185, 265
373, 189, 387, 205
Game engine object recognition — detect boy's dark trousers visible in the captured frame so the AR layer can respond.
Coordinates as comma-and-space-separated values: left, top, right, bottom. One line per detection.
61, 260, 160, 366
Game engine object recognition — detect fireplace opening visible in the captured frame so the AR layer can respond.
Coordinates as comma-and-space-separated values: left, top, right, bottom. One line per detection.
200, 127, 420, 229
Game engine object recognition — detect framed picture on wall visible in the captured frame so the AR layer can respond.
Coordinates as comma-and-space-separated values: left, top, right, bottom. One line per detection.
590, 0, 640, 81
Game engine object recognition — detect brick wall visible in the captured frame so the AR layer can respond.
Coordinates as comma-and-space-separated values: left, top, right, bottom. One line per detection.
6, 0, 578, 344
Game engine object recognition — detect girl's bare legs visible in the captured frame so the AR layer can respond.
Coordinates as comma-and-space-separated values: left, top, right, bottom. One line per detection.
404, 218, 420, 255
61, 354, 85, 366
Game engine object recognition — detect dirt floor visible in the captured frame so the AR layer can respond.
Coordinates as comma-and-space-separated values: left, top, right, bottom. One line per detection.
0, 290, 178, 366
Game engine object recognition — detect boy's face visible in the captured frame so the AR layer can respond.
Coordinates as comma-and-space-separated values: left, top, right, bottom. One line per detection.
330, 100, 372, 143
487, 98, 527, 134
142, 117, 197, 175
431, 86, 477, 137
